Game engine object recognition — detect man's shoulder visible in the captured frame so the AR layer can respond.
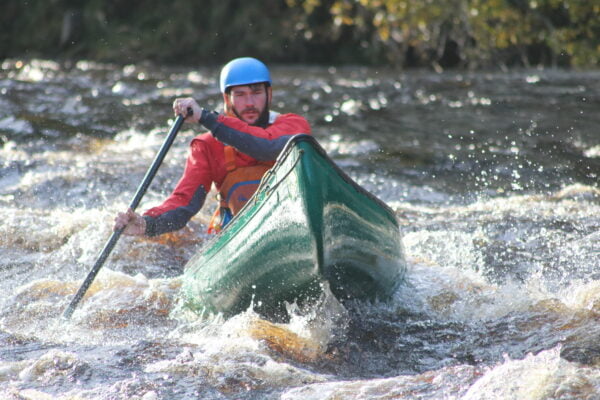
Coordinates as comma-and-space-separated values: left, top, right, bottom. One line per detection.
273, 112, 311, 132
190, 132, 222, 149
275, 112, 305, 119
273, 112, 310, 125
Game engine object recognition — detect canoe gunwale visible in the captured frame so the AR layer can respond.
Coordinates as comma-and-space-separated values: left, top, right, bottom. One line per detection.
280, 135, 397, 218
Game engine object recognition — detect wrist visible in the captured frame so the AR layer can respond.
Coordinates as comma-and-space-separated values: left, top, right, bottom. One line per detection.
139, 216, 147, 235
199, 109, 219, 131
142, 215, 156, 237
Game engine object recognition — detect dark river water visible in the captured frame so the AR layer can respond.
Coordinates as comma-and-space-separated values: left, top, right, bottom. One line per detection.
1, 59, 599, 399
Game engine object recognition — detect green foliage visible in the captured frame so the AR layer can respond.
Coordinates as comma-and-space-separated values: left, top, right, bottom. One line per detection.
320, 0, 600, 68
1, 0, 598, 68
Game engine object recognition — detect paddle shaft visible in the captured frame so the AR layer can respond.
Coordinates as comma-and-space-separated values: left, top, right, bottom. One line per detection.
62, 112, 189, 320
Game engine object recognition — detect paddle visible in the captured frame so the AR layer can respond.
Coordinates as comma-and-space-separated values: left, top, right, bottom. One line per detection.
62, 109, 191, 320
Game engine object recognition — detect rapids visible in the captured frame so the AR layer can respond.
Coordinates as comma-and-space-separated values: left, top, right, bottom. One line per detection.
0, 59, 599, 399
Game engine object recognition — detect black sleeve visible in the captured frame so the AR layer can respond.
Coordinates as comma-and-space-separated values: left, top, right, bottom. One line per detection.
199, 109, 294, 161
143, 185, 207, 237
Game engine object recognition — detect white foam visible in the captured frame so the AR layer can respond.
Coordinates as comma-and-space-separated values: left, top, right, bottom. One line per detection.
463, 348, 600, 400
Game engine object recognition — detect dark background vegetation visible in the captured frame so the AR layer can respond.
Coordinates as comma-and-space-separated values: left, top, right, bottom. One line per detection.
1, 0, 599, 69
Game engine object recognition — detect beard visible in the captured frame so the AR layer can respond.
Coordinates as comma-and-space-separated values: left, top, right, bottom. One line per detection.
232, 99, 270, 128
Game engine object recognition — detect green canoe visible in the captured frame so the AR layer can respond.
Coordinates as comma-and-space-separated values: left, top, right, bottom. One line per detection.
181, 135, 406, 318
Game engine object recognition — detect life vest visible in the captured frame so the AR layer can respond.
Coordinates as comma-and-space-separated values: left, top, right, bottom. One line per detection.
208, 146, 274, 233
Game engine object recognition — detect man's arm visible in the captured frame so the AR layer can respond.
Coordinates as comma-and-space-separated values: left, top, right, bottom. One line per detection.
141, 138, 213, 236
199, 111, 311, 161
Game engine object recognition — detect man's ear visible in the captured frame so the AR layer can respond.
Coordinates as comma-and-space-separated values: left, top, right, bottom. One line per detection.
267, 86, 272, 107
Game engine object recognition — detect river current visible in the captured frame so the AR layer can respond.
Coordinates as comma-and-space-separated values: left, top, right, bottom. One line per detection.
0, 59, 599, 399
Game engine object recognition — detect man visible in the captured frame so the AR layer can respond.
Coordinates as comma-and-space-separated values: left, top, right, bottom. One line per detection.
114, 57, 311, 236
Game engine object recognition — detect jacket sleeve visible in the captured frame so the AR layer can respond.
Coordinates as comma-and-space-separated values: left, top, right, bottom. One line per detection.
199, 110, 311, 161
142, 138, 213, 236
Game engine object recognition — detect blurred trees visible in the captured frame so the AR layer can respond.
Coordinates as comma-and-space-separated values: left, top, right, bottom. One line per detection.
1, 0, 598, 68
308, 0, 600, 68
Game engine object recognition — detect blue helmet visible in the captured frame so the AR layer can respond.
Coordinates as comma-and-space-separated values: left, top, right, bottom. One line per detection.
219, 57, 272, 93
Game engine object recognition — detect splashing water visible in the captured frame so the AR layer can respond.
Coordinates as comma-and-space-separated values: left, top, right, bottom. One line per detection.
1, 60, 599, 399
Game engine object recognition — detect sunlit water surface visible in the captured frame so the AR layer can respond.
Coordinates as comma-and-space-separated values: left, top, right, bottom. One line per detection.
1, 60, 599, 399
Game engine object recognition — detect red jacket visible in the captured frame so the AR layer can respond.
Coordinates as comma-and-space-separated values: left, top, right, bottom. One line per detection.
142, 111, 311, 236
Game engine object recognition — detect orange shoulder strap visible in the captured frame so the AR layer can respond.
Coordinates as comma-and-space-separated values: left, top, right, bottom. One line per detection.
224, 146, 237, 173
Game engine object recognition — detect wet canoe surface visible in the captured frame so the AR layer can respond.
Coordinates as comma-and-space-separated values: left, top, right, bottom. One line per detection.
182, 135, 406, 318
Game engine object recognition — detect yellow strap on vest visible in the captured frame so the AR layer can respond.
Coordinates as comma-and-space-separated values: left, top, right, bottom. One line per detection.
207, 146, 274, 234
224, 146, 237, 173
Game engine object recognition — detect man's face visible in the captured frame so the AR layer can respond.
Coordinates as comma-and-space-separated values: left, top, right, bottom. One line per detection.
224, 83, 271, 125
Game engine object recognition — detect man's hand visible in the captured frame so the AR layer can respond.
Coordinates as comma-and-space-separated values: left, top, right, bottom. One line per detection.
114, 208, 147, 236
173, 98, 201, 123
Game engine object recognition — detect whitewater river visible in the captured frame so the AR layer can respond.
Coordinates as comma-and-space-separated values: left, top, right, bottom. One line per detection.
1, 59, 599, 399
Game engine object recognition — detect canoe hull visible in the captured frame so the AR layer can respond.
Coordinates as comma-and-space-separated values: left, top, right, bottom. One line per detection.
182, 135, 405, 318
